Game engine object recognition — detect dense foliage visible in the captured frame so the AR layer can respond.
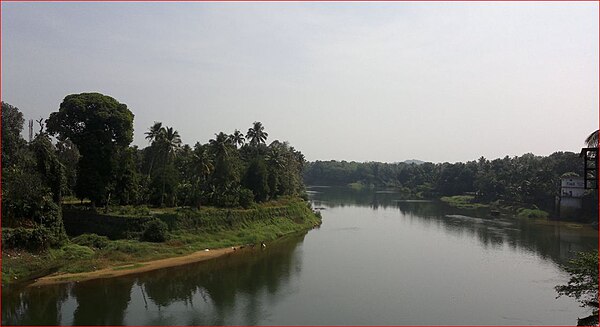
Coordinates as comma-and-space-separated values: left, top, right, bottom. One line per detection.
555, 250, 599, 307
304, 153, 586, 211
3, 95, 307, 223
140, 219, 169, 243
135, 121, 306, 208
1, 102, 68, 249
555, 250, 599, 325
46, 93, 135, 206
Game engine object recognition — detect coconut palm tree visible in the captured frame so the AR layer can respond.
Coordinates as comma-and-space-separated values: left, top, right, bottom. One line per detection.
160, 126, 182, 159
230, 129, 245, 148
190, 143, 214, 208
246, 121, 268, 146
152, 125, 181, 207
193, 143, 214, 180
585, 130, 598, 148
145, 122, 165, 176
266, 146, 285, 169
208, 132, 238, 202
209, 132, 232, 159
145, 122, 163, 143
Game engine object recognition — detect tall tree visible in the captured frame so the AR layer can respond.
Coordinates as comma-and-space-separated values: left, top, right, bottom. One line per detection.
56, 139, 80, 196
585, 130, 598, 148
159, 126, 182, 160
46, 93, 134, 206
1, 102, 26, 168
209, 132, 232, 159
156, 126, 182, 206
208, 132, 241, 206
246, 121, 268, 146
145, 122, 163, 143
243, 158, 270, 202
192, 143, 214, 205
231, 129, 245, 148
555, 250, 599, 325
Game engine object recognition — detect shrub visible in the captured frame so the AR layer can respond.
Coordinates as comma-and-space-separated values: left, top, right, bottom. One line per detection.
58, 244, 95, 260
299, 192, 309, 201
140, 219, 169, 242
2, 227, 52, 251
239, 188, 255, 209
71, 233, 110, 249
517, 208, 549, 219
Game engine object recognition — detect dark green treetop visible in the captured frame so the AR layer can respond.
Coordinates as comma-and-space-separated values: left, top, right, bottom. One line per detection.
1, 102, 26, 168
46, 93, 134, 205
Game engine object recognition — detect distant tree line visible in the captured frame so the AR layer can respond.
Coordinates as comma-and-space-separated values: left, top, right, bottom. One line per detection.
304, 152, 588, 211
2, 93, 307, 236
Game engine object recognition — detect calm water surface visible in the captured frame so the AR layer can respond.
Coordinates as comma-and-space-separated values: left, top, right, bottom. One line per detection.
3, 187, 598, 325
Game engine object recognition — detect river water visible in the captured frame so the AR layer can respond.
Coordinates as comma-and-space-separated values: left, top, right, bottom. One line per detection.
2, 186, 598, 325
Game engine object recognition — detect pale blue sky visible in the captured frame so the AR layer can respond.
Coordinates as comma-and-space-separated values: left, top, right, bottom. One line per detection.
2, 2, 598, 163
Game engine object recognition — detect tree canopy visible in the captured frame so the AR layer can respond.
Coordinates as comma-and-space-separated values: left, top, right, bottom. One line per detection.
555, 250, 599, 325
304, 151, 587, 214
46, 93, 134, 206
1, 102, 26, 168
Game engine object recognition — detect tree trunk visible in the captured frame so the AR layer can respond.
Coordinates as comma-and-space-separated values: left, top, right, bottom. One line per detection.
161, 178, 166, 208
104, 192, 111, 214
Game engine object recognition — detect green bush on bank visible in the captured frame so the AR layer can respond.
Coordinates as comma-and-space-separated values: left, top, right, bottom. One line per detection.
2, 227, 55, 251
54, 244, 95, 260
3, 198, 322, 284
517, 208, 549, 219
71, 233, 110, 249
141, 219, 169, 242
440, 195, 489, 209
238, 188, 255, 209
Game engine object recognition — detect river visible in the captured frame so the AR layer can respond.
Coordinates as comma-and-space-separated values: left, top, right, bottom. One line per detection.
2, 186, 598, 325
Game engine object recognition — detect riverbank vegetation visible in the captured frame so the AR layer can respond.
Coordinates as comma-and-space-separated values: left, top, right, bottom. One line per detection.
440, 195, 489, 209
3, 198, 320, 284
555, 250, 599, 326
304, 153, 597, 220
1, 94, 318, 284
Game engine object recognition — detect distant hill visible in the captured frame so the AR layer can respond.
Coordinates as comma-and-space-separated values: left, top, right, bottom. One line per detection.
403, 159, 426, 165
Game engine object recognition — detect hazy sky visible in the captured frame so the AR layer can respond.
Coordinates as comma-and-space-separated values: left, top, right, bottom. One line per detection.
2, 2, 598, 163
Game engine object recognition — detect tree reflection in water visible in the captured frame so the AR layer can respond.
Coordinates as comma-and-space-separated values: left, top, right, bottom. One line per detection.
1, 233, 306, 326
2, 283, 68, 325
312, 186, 597, 267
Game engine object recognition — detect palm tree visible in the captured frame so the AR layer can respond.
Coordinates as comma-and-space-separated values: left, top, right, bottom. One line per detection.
191, 143, 214, 208
266, 146, 285, 169
145, 122, 163, 143
208, 132, 237, 199
230, 129, 245, 148
193, 143, 214, 180
160, 126, 182, 159
154, 125, 181, 207
145, 122, 164, 175
209, 132, 232, 159
246, 121, 268, 146
585, 130, 598, 148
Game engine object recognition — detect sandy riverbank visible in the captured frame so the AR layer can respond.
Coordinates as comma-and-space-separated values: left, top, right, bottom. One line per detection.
30, 246, 240, 287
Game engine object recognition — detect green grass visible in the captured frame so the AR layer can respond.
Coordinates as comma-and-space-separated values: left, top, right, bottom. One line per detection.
61, 196, 91, 205
516, 208, 549, 219
2, 251, 61, 285
348, 182, 365, 190
440, 195, 489, 209
112, 263, 146, 271
3, 198, 321, 285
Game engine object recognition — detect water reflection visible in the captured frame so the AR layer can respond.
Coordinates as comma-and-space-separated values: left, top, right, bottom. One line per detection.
2, 283, 68, 325
3, 187, 597, 326
71, 278, 134, 325
137, 234, 304, 325
2, 233, 306, 325
311, 186, 597, 266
